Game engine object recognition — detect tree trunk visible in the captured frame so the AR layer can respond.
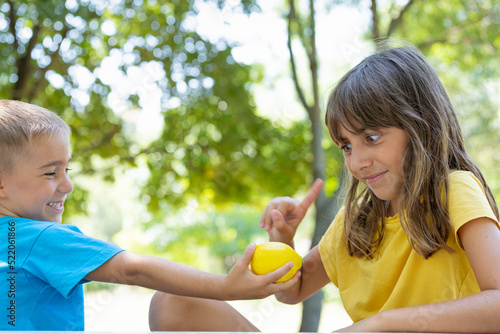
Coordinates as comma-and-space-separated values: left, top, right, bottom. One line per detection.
298, 95, 346, 331
300, 290, 323, 332
285, 0, 347, 330
299, 172, 345, 331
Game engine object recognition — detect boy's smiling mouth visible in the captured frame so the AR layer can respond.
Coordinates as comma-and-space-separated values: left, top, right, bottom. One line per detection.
47, 201, 64, 210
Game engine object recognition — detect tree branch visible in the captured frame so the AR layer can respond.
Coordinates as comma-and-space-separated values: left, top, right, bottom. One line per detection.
28, 27, 69, 102
287, 0, 311, 113
7, 0, 18, 52
308, 0, 319, 117
8, 0, 22, 100
292, 1, 319, 117
13, 24, 41, 100
386, 0, 416, 38
370, 0, 381, 43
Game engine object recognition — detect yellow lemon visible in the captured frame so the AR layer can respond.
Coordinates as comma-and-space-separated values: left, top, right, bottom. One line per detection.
250, 242, 303, 283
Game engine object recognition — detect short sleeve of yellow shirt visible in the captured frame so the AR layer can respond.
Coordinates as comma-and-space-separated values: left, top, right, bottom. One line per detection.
318, 171, 499, 323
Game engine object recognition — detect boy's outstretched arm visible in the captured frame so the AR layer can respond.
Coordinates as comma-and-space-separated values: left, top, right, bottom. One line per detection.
85, 243, 299, 301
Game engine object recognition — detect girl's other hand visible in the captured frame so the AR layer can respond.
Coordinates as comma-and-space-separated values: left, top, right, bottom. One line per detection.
259, 179, 324, 247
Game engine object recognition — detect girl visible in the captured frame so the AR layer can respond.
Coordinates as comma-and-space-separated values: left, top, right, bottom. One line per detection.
149, 46, 500, 332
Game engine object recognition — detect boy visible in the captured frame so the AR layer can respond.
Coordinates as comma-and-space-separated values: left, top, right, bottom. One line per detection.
0, 100, 297, 330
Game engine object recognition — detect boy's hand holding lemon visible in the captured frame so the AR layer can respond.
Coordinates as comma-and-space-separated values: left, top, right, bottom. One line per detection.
250, 242, 302, 283
222, 242, 301, 300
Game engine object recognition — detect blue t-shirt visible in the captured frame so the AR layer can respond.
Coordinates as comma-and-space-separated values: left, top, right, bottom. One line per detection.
0, 217, 124, 330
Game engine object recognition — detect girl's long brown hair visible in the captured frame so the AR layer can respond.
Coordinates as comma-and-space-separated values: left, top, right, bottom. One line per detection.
325, 46, 499, 259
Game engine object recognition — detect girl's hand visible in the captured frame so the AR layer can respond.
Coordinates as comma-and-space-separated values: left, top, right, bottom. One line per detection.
259, 179, 324, 247
222, 243, 301, 300
333, 313, 383, 332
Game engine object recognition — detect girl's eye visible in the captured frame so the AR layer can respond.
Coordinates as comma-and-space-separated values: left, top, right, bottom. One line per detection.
44, 172, 56, 176
340, 143, 352, 153
366, 134, 380, 143
65, 168, 72, 174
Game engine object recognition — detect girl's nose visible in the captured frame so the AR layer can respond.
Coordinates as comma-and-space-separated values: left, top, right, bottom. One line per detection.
349, 147, 372, 172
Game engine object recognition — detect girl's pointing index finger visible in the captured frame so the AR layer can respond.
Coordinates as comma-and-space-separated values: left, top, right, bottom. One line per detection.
298, 178, 324, 211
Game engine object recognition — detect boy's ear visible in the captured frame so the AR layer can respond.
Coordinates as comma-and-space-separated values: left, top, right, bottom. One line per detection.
0, 171, 7, 198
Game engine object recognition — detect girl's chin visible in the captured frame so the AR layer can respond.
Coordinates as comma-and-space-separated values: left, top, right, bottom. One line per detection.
370, 191, 393, 202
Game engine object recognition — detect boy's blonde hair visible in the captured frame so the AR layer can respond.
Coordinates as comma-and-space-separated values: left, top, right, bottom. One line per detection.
0, 100, 71, 172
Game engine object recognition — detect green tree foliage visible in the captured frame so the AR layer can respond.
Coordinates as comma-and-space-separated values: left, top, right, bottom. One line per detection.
0, 0, 318, 218
105, 1, 320, 210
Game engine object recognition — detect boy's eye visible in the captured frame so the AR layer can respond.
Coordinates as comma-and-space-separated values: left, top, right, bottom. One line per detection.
44, 172, 56, 176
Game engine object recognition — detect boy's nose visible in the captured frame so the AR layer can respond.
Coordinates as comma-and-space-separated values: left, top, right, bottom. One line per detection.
59, 174, 74, 194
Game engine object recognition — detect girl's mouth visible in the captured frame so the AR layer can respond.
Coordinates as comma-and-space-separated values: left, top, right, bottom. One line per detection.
365, 172, 387, 185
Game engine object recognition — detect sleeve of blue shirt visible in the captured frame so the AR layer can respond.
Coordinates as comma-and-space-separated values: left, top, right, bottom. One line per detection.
23, 223, 124, 298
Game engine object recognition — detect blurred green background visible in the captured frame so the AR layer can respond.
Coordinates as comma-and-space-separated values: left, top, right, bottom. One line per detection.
1, 0, 500, 331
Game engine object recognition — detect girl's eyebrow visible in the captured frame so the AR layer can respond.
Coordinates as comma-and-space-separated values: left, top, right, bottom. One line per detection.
338, 126, 367, 140
340, 124, 367, 135
337, 136, 347, 143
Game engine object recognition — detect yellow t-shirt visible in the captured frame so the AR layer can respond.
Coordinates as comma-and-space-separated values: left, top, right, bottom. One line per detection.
318, 171, 499, 323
